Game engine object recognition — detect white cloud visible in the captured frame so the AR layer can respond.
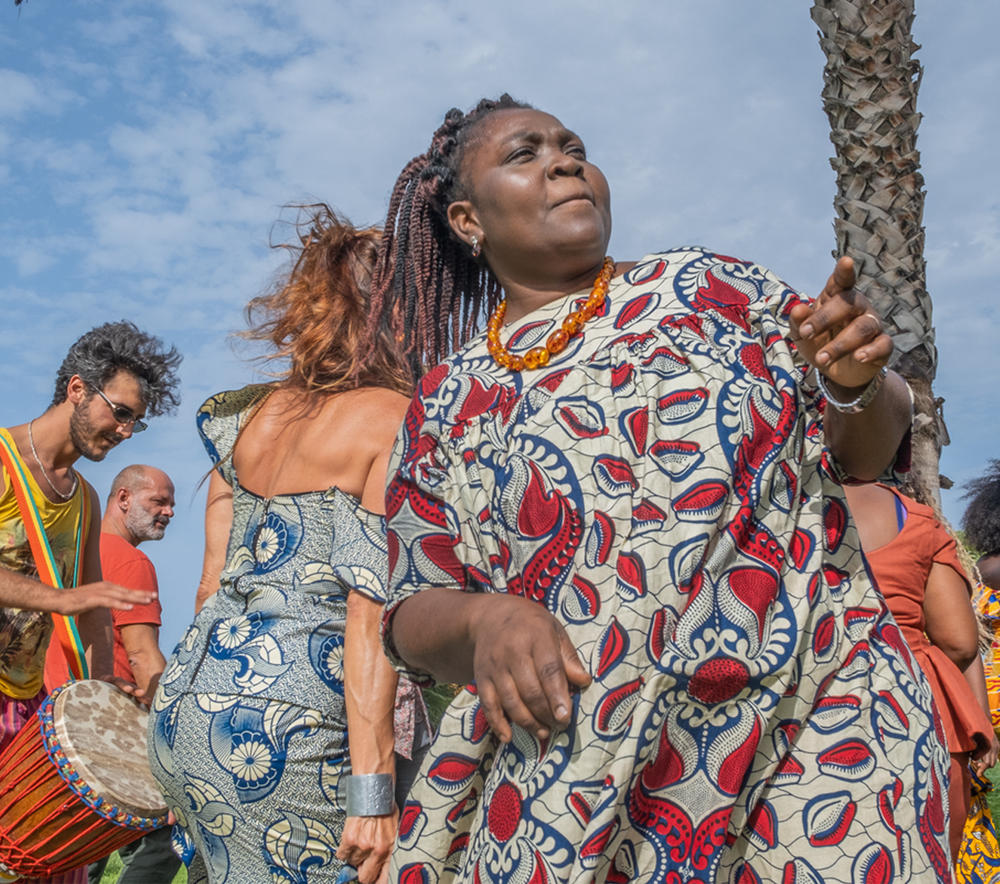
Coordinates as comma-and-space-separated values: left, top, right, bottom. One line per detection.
2, 0, 998, 644
0, 67, 53, 117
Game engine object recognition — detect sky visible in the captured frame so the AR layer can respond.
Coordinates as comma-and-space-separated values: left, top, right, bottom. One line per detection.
2, 1, 998, 653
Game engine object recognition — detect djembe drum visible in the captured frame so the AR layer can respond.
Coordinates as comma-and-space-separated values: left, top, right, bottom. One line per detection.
0, 680, 169, 881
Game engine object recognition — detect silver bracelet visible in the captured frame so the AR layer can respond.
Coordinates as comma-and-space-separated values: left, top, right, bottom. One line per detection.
345, 773, 394, 817
815, 365, 888, 414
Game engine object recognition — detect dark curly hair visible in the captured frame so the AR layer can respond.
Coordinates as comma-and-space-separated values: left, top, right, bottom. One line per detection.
368, 94, 533, 377
961, 460, 1000, 557
52, 321, 181, 417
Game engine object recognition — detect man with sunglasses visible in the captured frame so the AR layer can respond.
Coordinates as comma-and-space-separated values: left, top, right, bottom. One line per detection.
1, 321, 181, 754
1, 321, 181, 883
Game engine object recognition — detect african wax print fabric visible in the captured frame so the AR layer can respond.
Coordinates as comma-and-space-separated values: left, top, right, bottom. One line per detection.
383, 248, 952, 883
148, 386, 390, 883
975, 584, 1000, 735
955, 771, 1000, 884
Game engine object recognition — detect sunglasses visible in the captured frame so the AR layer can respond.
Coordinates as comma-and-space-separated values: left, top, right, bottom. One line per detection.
91, 386, 148, 433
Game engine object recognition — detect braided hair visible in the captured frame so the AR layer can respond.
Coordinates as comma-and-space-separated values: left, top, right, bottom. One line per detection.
369, 95, 533, 377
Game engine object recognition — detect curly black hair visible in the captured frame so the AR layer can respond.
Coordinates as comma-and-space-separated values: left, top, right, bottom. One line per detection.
52, 321, 182, 417
961, 459, 1000, 556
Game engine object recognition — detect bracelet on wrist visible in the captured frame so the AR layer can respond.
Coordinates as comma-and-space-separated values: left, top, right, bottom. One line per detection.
815, 365, 888, 414
345, 773, 394, 817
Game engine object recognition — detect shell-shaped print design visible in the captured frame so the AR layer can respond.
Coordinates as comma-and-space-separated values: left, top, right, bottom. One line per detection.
616, 551, 647, 601
584, 511, 615, 568
553, 396, 609, 440
640, 345, 689, 379
656, 387, 709, 425
614, 290, 660, 329
803, 791, 857, 847
426, 753, 480, 797
745, 799, 778, 851
672, 480, 728, 522
592, 617, 630, 680
593, 677, 643, 738
398, 800, 429, 848
560, 574, 601, 624
851, 843, 895, 884
593, 455, 638, 497
810, 695, 862, 734
619, 406, 649, 456
649, 439, 704, 481
817, 739, 876, 782
631, 499, 667, 534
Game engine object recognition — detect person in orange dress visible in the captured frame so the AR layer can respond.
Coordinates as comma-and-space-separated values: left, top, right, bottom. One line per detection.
844, 482, 999, 860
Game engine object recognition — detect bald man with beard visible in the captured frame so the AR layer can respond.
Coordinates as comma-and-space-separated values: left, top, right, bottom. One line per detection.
98, 465, 175, 697
87, 464, 180, 884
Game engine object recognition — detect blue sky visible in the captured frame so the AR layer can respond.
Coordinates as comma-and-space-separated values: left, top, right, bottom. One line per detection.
2, 1, 997, 651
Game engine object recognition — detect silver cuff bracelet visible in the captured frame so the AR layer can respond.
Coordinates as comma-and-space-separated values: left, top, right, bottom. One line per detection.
345, 773, 394, 817
816, 365, 888, 414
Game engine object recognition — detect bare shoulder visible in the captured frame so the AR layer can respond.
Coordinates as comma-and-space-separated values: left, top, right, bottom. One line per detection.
339, 387, 411, 441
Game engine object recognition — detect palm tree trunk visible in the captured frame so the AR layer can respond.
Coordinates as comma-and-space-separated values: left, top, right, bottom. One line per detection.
811, 0, 944, 504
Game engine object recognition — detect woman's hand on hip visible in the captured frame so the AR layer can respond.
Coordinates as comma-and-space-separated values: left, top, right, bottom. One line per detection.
336, 810, 398, 884
470, 594, 592, 743
789, 256, 893, 391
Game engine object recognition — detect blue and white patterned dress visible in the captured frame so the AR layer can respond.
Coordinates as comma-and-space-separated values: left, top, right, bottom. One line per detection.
148, 386, 390, 884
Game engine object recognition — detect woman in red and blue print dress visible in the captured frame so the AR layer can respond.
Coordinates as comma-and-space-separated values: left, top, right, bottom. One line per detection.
370, 97, 952, 883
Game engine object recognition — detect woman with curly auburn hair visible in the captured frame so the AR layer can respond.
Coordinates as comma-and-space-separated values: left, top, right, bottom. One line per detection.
148, 205, 422, 884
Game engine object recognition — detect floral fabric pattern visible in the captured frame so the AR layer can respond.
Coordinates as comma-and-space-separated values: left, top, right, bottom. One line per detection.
383, 249, 952, 883
148, 386, 389, 883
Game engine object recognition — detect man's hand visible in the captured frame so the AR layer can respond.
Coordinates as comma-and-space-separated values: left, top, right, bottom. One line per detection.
53, 581, 155, 616
96, 673, 150, 706
789, 256, 892, 393
469, 594, 592, 743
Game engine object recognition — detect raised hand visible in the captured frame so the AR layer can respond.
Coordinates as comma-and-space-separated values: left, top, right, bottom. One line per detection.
469, 594, 592, 743
789, 256, 893, 392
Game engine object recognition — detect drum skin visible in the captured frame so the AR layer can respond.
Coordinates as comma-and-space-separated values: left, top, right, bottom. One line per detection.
0, 680, 169, 880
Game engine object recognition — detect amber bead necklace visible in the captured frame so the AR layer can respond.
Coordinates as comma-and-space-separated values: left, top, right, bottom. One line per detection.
486, 257, 615, 372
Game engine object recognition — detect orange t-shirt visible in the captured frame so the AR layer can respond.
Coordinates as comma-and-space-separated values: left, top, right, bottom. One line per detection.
99, 533, 162, 683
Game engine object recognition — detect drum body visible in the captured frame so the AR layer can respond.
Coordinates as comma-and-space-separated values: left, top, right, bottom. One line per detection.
0, 680, 169, 880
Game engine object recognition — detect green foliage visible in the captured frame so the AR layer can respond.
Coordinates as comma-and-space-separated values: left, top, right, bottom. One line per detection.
957, 529, 985, 564
988, 766, 1000, 825
422, 683, 462, 732
99, 853, 187, 883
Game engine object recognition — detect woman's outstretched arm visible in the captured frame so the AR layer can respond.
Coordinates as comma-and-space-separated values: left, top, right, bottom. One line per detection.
339, 589, 399, 884
338, 422, 406, 884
